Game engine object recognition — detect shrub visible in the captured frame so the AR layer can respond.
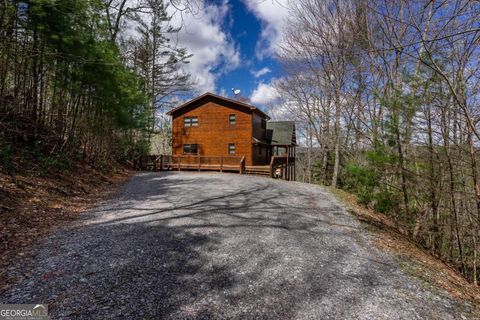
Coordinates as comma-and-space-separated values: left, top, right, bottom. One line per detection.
373, 190, 399, 214
344, 163, 379, 205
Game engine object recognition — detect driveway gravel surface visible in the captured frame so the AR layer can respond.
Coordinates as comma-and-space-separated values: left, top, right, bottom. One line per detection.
0, 172, 473, 319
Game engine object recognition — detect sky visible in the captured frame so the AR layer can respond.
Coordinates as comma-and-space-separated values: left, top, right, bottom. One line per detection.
170, 0, 290, 108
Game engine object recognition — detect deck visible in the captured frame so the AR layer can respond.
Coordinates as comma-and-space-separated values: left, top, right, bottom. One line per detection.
138, 155, 296, 180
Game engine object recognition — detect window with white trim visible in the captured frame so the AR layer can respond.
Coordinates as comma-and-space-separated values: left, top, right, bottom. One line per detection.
228, 143, 235, 155
229, 114, 236, 126
184, 116, 198, 127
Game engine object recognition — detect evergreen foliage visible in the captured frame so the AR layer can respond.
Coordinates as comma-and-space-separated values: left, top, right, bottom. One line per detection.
0, 0, 190, 172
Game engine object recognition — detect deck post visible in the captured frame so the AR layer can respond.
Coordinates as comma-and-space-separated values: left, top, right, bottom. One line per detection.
239, 156, 245, 174
286, 146, 290, 181
290, 147, 293, 181
178, 156, 181, 171
289, 147, 292, 181
289, 150, 291, 181
220, 156, 223, 172
288, 149, 291, 180
198, 155, 201, 171
269, 156, 275, 178
293, 147, 296, 181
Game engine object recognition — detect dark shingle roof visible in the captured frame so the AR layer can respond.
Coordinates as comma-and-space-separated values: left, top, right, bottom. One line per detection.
266, 121, 296, 146
166, 92, 270, 120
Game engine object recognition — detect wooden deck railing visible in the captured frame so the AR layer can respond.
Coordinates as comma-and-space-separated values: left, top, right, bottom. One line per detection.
138, 154, 294, 180
140, 155, 245, 174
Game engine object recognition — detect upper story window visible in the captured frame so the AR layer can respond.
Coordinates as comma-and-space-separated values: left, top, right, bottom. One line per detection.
261, 119, 266, 129
183, 144, 198, 154
228, 143, 235, 155
184, 116, 198, 127
229, 114, 236, 126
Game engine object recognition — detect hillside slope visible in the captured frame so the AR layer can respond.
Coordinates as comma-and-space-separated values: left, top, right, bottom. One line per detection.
0, 166, 132, 291
0, 115, 133, 290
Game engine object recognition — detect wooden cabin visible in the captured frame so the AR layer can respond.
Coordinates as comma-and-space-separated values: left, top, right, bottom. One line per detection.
164, 92, 296, 179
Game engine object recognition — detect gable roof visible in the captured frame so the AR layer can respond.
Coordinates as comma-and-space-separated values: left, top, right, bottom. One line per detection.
266, 121, 296, 146
166, 92, 270, 119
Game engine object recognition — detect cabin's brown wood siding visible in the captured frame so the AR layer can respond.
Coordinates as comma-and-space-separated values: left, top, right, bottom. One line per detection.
171, 101, 255, 165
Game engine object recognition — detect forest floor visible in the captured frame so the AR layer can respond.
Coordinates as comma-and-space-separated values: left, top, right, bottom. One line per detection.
1, 172, 479, 319
0, 164, 133, 292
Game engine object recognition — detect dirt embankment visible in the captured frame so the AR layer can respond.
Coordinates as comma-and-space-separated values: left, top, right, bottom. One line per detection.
0, 165, 133, 292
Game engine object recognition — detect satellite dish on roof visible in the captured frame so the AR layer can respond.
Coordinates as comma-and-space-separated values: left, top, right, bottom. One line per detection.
231, 88, 241, 97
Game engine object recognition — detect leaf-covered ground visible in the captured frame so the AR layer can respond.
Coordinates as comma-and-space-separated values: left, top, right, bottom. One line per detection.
0, 165, 132, 292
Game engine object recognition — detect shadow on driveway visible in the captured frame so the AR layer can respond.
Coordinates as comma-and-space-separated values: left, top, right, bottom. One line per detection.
0, 172, 462, 319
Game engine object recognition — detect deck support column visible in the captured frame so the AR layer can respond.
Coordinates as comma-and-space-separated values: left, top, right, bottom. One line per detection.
286, 145, 290, 181
239, 156, 245, 174
293, 146, 297, 181
269, 155, 274, 178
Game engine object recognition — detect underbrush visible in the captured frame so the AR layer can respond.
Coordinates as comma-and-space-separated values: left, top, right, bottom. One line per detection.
1, 114, 73, 177
0, 113, 128, 178
0, 113, 134, 291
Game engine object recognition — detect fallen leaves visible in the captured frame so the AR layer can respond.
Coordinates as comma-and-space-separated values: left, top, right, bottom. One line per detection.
0, 164, 133, 293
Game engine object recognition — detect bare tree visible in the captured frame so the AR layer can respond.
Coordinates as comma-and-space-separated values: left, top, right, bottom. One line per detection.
277, 0, 480, 284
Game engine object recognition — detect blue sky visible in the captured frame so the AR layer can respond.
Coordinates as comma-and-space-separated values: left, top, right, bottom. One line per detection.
171, 0, 289, 107
216, 0, 279, 97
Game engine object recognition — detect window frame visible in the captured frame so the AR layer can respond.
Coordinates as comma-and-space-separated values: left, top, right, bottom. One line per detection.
191, 117, 198, 126
229, 114, 236, 126
228, 143, 236, 155
183, 143, 198, 154
184, 116, 198, 127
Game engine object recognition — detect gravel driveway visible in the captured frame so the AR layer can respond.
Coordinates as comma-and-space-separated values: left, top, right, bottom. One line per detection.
0, 172, 471, 319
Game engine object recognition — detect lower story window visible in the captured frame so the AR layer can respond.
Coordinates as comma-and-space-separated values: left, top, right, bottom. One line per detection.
183, 144, 198, 154
228, 143, 235, 155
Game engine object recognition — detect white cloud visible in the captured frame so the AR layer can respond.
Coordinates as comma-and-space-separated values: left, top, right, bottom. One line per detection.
169, 1, 240, 93
268, 98, 293, 120
250, 80, 281, 106
250, 78, 295, 120
117, 1, 239, 93
251, 67, 272, 78
242, 0, 290, 59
